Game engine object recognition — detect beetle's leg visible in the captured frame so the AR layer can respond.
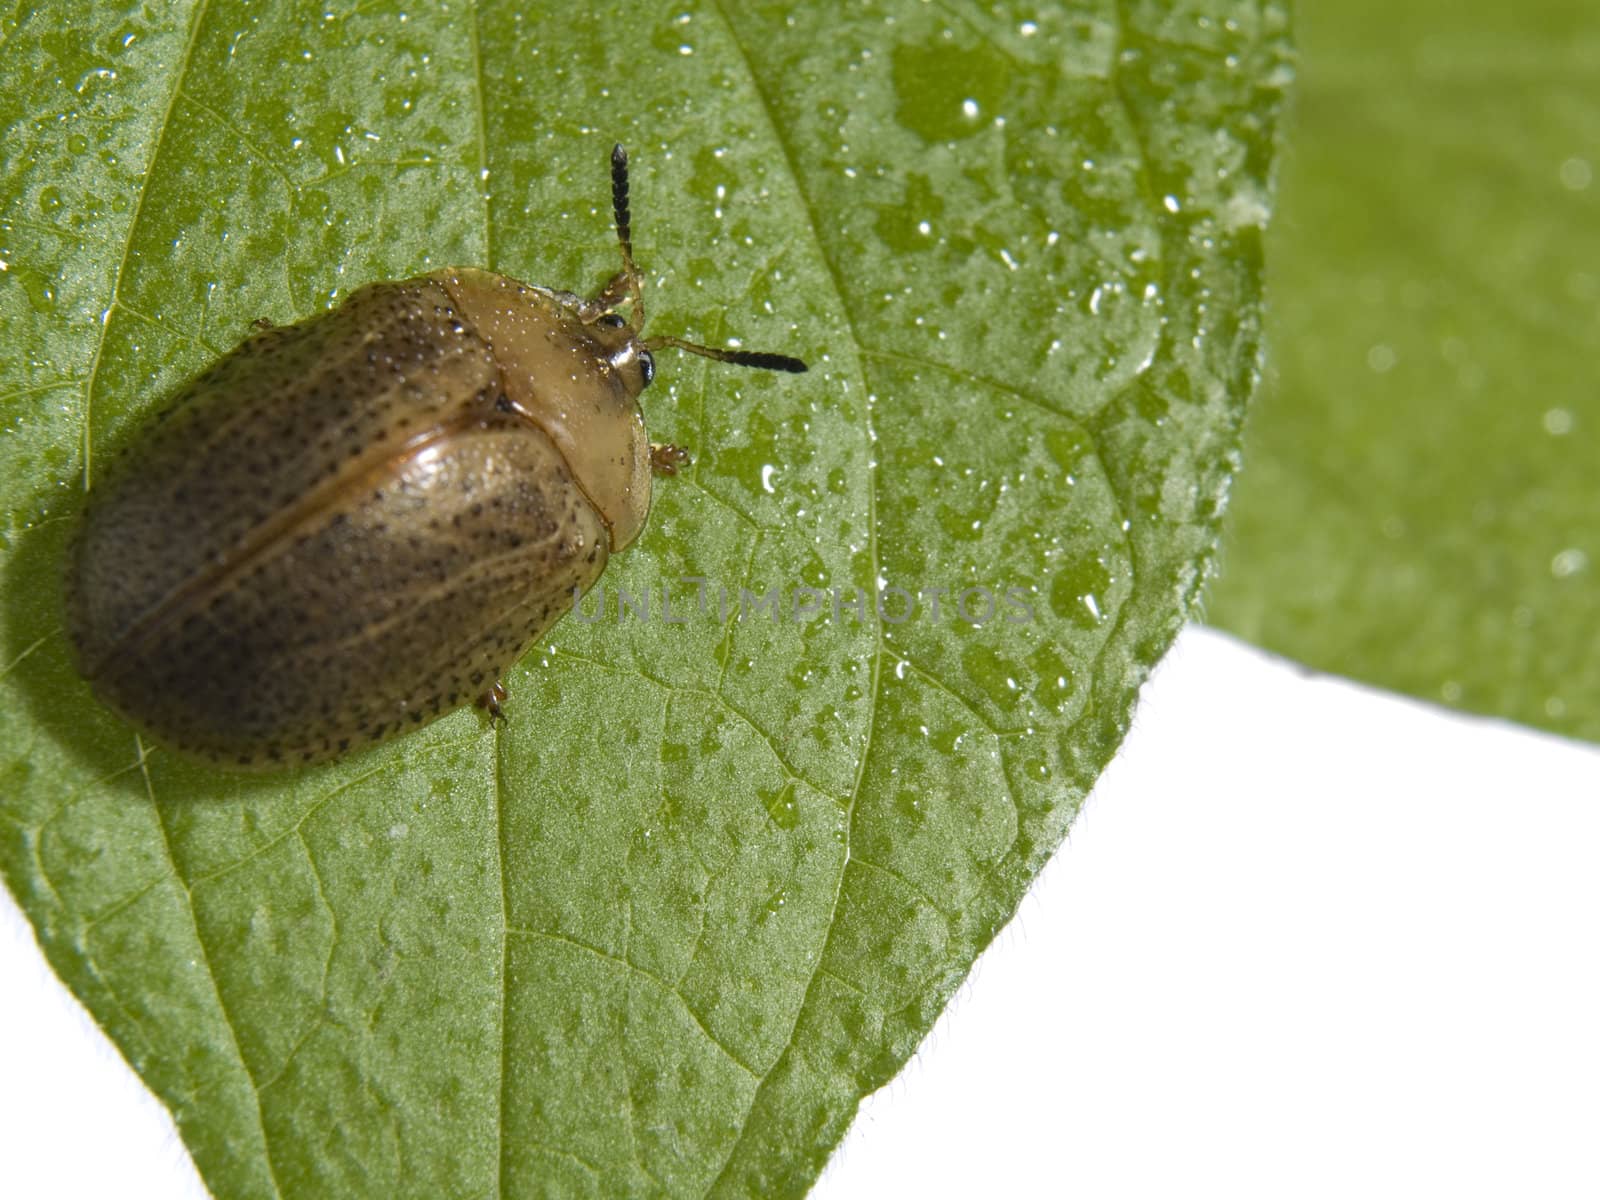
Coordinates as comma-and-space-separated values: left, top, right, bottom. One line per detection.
250, 317, 274, 331
477, 681, 509, 722
650, 443, 691, 476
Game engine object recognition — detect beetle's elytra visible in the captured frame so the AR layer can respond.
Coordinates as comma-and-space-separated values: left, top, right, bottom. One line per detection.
64, 144, 807, 770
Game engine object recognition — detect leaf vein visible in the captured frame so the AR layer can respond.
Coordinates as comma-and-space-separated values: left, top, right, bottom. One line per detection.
503, 925, 761, 1078
140, 732, 287, 1200
700, 4, 886, 1192
79, 0, 213, 492
492, 717, 510, 1200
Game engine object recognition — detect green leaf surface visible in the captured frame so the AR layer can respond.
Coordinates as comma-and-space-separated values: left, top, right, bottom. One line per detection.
0, 2, 1288, 1195
1207, 0, 1600, 742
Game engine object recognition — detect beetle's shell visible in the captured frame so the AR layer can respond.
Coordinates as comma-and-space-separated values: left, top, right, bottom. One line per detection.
65, 278, 612, 768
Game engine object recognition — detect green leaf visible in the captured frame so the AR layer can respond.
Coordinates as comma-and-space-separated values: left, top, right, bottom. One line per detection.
0, 2, 1288, 1195
1207, 0, 1600, 742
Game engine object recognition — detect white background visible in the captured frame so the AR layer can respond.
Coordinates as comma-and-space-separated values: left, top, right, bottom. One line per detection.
6, 624, 1600, 1197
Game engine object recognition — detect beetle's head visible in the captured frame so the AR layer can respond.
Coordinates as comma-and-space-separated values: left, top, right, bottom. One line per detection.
589, 309, 658, 398
439, 147, 808, 557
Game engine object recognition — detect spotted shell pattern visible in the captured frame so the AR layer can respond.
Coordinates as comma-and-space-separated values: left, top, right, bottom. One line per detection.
66, 279, 611, 768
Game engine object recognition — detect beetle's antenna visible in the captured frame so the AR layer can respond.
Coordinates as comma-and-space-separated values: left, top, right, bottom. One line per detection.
612, 144, 806, 373
610, 144, 646, 328
645, 334, 808, 373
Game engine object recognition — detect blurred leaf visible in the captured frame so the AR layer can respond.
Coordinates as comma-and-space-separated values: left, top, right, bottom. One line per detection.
1208, 0, 1600, 742
0, 1, 1288, 1195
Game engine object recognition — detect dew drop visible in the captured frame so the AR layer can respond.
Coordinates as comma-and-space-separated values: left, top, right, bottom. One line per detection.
1551, 548, 1588, 579
1559, 156, 1592, 191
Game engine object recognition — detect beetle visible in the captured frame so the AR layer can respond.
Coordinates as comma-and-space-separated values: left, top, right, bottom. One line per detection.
63, 143, 806, 770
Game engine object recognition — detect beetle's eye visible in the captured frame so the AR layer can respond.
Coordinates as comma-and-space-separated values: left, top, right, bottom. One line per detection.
639, 349, 656, 388
598, 312, 626, 329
